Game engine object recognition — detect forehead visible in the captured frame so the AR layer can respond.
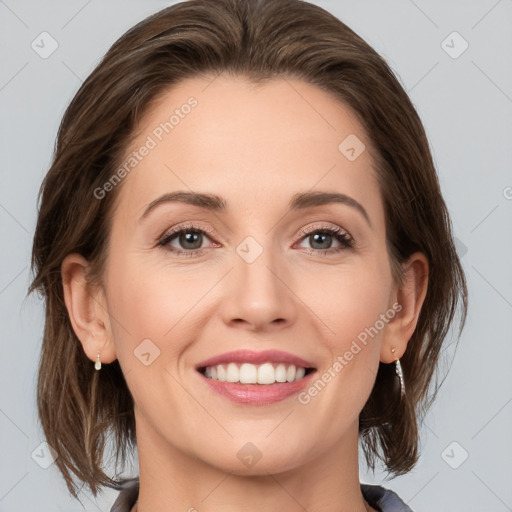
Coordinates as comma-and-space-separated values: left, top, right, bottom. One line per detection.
114, 74, 382, 222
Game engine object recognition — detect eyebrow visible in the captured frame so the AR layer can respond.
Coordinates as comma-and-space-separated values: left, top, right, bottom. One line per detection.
140, 190, 371, 227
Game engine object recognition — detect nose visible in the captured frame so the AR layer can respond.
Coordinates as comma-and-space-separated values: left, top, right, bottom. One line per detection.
219, 243, 298, 333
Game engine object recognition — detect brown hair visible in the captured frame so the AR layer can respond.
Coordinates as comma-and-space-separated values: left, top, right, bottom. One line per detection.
29, 0, 467, 498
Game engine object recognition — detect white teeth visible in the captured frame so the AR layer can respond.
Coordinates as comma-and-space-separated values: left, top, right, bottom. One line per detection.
202, 362, 310, 384
275, 364, 287, 382
226, 362, 239, 382
257, 363, 275, 384
295, 367, 306, 380
217, 364, 226, 382
239, 363, 257, 384
286, 364, 296, 382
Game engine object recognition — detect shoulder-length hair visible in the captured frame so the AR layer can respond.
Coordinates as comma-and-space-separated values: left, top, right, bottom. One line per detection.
29, 0, 467, 498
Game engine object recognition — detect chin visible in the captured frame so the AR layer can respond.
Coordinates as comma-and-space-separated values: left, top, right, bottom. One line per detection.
194, 439, 309, 476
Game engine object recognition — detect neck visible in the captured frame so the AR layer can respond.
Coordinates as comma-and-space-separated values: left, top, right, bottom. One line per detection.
132, 413, 376, 512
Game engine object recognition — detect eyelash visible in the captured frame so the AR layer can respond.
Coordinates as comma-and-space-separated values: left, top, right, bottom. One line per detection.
157, 223, 354, 257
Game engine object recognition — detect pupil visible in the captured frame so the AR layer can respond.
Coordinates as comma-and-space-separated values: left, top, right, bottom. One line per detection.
311, 233, 331, 250
180, 231, 202, 249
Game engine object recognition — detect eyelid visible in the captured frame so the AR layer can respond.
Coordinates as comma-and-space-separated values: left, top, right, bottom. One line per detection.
295, 222, 351, 239
157, 222, 217, 243
158, 222, 351, 241
157, 221, 354, 254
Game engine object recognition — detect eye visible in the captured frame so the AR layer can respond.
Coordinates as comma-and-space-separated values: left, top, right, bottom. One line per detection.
157, 223, 354, 257
157, 223, 218, 256
296, 225, 354, 255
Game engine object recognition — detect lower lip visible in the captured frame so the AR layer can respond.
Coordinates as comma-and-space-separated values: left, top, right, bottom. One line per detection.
198, 371, 316, 405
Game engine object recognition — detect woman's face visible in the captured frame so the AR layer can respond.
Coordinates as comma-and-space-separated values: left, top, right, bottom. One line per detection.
101, 75, 399, 473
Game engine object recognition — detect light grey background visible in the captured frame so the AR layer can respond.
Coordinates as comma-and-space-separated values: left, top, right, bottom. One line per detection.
1, 0, 511, 510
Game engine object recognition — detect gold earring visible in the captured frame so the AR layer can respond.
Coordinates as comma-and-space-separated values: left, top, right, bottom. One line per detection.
95, 352, 102, 371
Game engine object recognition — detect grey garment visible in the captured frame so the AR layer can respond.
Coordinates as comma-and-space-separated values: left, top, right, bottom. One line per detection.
360, 483, 414, 512
110, 478, 414, 512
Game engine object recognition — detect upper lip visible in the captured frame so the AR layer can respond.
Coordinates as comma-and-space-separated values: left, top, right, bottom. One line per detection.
195, 349, 316, 370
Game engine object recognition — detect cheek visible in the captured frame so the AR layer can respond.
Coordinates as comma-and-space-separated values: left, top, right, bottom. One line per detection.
103, 256, 197, 423
105, 253, 225, 371
106, 242, 393, 366
103, 254, 174, 364
108, 250, 177, 324
294, 266, 391, 430
307, 259, 393, 351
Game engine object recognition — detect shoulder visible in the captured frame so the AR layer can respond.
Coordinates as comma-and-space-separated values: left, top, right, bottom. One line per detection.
361, 483, 414, 512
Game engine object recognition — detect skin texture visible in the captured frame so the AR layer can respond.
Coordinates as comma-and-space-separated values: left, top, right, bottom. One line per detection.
62, 75, 428, 512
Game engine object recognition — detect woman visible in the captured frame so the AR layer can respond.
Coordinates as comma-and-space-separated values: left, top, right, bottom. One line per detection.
29, 0, 467, 510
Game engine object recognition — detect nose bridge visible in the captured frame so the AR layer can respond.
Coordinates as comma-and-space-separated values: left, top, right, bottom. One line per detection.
220, 233, 297, 330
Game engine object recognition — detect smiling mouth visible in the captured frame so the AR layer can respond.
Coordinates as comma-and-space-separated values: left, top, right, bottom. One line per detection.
198, 362, 316, 385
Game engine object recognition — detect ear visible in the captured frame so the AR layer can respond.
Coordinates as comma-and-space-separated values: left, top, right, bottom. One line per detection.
61, 253, 117, 366
380, 252, 429, 363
